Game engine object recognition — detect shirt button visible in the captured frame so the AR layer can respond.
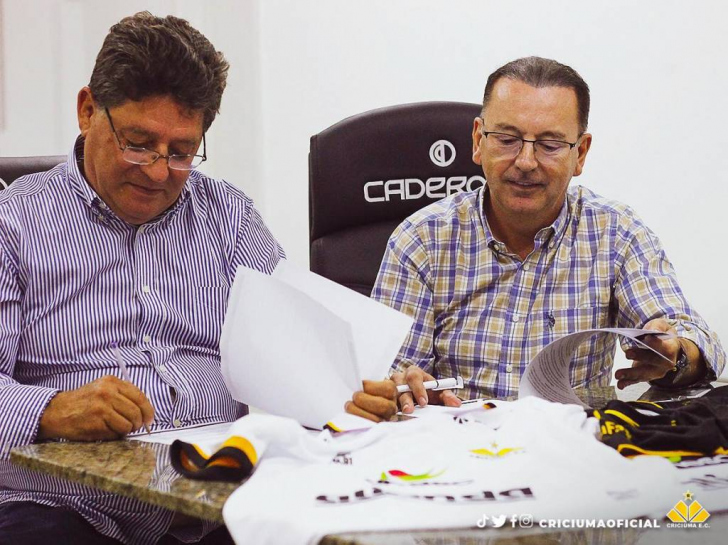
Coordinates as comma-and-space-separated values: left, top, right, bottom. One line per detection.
159, 364, 167, 374
173, 419, 182, 428
143, 335, 152, 343
506, 364, 513, 373
142, 285, 151, 294
512, 315, 520, 323
684, 325, 692, 332
522, 264, 530, 271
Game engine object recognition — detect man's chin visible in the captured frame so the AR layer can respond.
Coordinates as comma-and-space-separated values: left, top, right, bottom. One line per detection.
116, 202, 167, 225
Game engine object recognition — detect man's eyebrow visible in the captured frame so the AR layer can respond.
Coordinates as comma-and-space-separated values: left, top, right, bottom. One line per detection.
537, 130, 569, 140
491, 123, 569, 140
118, 127, 199, 147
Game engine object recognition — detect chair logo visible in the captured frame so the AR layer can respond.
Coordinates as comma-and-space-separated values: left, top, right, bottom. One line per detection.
429, 140, 456, 167
666, 490, 711, 528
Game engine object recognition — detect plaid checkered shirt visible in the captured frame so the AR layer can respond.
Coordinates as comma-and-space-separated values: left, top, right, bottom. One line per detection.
372, 185, 725, 400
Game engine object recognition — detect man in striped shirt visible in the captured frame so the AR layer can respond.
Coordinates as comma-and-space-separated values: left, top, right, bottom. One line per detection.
0, 12, 283, 545
347, 57, 725, 422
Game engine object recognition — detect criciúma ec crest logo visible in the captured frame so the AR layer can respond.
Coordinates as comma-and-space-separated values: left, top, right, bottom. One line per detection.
666, 490, 710, 529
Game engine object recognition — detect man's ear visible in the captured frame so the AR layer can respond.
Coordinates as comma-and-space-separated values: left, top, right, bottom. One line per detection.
572, 132, 592, 177
77, 87, 97, 137
472, 116, 484, 166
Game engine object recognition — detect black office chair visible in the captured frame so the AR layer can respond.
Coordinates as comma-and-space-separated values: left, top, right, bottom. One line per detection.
309, 101, 484, 295
0, 155, 66, 190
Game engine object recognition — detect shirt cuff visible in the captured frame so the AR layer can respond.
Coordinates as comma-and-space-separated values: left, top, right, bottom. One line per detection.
0, 384, 59, 458
671, 318, 725, 382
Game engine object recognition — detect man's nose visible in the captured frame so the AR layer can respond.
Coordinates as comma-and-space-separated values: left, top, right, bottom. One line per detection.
141, 158, 170, 184
514, 141, 538, 171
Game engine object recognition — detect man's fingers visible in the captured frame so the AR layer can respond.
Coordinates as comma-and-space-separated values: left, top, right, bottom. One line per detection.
616, 378, 639, 390
116, 380, 155, 427
351, 391, 398, 421
616, 361, 669, 385
362, 380, 397, 399
643, 318, 673, 334
345, 400, 384, 423
404, 367, 433, 408
439, 389, 462, 407
637, 335, 676, 358
391, 372, 415, 413
102, 410, 135, 438
110, 395, 144, 432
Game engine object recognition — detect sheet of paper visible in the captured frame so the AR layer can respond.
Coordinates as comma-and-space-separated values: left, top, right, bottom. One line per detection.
221, 266, 359, 429
519, 328, 671, 407
220, 261, 414, 429
272, 260, 413, 380
129, 421, 234, 451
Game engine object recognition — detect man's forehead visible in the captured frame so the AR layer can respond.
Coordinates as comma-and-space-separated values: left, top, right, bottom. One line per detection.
484, 78, 581, 136
107, 96, 204, 141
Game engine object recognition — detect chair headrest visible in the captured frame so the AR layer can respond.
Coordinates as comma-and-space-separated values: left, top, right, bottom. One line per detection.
0, 155, 66, 189
309, 101, 484, 241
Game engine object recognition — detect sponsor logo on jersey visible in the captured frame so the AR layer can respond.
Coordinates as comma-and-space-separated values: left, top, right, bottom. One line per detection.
672, 453, 728, 469
379, 468, 445, 482
377, 468, 471, 487
470, 443, 523, 459
682, 473, 728, 492
316, 486, 534, 505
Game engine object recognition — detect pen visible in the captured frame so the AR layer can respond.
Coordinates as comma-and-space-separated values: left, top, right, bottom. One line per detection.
111, 341, 151, 434
396, 376, 464, 394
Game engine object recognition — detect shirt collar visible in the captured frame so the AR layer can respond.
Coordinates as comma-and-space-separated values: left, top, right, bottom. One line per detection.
66, 135, 192, 227
478, 182, 571, 250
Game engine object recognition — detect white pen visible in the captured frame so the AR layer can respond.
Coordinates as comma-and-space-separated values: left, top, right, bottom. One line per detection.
111, 341, 151, 434
396, 375, 464, 394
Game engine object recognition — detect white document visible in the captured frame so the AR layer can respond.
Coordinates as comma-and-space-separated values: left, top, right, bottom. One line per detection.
129, 421, 234, 450
519, 328, 672, 407
220, 260, 414, 429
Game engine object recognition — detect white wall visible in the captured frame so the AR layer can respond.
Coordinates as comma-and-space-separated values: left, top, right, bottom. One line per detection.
1, 0, 726, 372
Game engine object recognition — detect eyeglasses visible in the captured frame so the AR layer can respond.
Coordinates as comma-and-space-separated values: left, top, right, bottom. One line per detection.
481, 129, 580, 162
105, 108, 207, 170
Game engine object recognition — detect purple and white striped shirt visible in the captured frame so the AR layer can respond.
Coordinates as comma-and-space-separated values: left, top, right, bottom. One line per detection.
0, 139, 284, 543
373, 185, 725, 400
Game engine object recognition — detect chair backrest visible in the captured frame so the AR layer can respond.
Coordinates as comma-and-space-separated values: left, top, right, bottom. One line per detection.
309, 101, 484, 295
0, 155, 66, 190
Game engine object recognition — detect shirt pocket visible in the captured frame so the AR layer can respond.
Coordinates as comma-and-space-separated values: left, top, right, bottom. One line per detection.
546, 304, 615, 386
183, 285, 230, 342
548, 303, 611, 337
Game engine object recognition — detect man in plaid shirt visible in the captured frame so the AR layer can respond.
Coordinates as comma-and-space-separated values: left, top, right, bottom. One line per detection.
347, 57, 725, 421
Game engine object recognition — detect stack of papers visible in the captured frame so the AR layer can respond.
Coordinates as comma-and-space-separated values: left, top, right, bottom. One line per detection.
219, 260, 413, 429
520, 327, 671, 406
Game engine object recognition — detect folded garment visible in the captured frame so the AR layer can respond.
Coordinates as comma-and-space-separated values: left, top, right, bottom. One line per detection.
591, 387, 728, 458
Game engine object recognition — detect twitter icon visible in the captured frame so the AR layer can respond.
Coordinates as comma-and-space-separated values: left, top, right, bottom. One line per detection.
491, 515, 507, 528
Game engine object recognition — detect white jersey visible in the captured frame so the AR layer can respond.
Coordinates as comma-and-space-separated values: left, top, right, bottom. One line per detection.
221, 397, 681, 544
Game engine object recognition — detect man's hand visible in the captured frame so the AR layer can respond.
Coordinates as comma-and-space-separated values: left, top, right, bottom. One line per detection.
38, 376, 155, 441
615, 318, 705, 389
345, 367, 461, 423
